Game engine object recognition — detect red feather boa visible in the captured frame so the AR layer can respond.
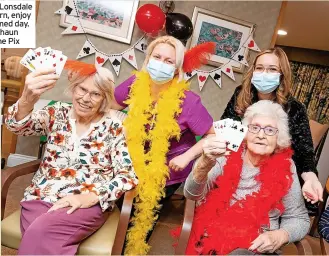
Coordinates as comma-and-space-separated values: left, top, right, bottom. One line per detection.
173, 145, 293, 255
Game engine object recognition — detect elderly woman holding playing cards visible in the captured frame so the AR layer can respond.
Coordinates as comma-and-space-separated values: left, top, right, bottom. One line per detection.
221, 47, 323, 211
183, 100, 310, 255
5, 61, 138, 255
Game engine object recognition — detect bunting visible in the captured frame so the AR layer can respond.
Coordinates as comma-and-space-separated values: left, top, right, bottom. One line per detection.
197, 71, 209, 91
244, 36, 261, 52
209, 70, 222, 88
221, 63, 235, 81
61, 19, 84, 35
232, 47, 249, 66
56, 1, 262, 90
108, 55, 123, 76
76, 40, 96, 59
94, 52, 108, 68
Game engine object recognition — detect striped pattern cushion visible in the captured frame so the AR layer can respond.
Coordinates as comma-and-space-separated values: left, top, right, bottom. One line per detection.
4, 56, 23, 79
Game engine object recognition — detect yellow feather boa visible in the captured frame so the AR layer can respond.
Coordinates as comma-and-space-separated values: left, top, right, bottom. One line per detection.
123, 71, 189, 255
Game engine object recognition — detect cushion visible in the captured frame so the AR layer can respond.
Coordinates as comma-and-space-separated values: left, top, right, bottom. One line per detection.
1, 206, 121, 255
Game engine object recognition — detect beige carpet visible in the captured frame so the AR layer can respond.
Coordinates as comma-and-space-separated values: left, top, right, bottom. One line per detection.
1, 175, 323, 255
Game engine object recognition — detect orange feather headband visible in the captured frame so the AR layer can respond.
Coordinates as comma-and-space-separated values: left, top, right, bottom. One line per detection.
64, 59, 97, 77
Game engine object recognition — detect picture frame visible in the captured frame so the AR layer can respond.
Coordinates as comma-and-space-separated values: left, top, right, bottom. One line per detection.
60, 0, 139, 44
187, 7, 255, 73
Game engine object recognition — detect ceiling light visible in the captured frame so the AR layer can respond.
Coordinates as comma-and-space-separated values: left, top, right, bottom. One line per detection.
278, 30, 287, 35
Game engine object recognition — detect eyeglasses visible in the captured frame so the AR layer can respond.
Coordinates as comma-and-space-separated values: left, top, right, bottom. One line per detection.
248, 124, 278, 136
75, 85, 103, 102
254, 65, 281, 74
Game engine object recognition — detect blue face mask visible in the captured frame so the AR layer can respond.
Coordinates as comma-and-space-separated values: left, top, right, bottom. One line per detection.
251, 72, 281, 94
146, 58, 176, 84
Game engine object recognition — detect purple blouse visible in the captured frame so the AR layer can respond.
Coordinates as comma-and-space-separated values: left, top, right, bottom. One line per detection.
114, 75, 213, 185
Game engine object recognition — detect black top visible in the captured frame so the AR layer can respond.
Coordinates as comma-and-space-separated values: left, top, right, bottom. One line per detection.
221, 85, 317, 178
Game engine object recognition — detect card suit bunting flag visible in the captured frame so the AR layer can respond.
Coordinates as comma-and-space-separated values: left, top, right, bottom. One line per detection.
232, 47, 249, 66
197, 71, 209, 91
76, 40, 96, 59
135, 37, 148, 53
61, 20, 84, 35
109, 55, 123, 76
55, 1, 78, 16
210, 70, 222, 88
122, 48, 138, 69
94, 52, 108, 68
221, 63, 235, 81
184, 70, 197, 81
243, 36, 261, 52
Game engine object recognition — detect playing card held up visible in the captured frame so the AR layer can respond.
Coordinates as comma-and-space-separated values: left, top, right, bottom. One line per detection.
20, 47, 68, 76
213, 118, 248, 152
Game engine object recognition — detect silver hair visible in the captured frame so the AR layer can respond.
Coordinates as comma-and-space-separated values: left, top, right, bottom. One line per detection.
66, 67, 115, 113
242, 100, 291, 149
141, 36, 186, 81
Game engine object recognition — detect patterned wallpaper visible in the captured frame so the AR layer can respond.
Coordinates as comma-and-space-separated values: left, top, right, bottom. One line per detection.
16, 1, 282, 155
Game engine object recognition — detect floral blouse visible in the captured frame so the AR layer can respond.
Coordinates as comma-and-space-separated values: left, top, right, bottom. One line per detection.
5, 101, 138, 212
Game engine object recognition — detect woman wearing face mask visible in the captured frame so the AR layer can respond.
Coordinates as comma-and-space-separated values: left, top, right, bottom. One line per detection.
111, 36, 214, 254
221, 47, 323, 210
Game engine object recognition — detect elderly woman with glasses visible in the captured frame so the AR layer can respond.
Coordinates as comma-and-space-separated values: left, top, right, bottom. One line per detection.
183, 100, 310, 255
221, 47, 322, 210
5, 62, 138, 255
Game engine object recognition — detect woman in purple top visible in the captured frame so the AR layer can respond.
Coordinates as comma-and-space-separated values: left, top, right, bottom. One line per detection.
111, 36, 214, 254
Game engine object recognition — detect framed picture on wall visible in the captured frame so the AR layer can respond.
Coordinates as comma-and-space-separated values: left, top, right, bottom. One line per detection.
60, 0, 139, 44
187, 7, 255, 73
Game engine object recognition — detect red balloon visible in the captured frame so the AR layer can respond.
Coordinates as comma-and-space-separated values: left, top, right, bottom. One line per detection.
135, 4, 165, 34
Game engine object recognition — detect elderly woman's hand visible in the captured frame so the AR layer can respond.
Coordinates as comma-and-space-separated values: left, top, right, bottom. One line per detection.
249, 229, 289, 253
202, 135, 228, 163
47, 193, 99, 214
301, 172, 323, 204
20, 68, 59, 107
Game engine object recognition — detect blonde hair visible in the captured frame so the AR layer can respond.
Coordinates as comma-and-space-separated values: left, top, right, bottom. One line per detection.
242, 100, 291, 149
142, 36, 186, 81
67, 67, 115, 113
236, 47, 292, 115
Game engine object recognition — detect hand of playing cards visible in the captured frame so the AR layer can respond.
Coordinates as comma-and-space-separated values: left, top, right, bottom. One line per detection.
213, 118, 248, 152
20, 47, 68, 76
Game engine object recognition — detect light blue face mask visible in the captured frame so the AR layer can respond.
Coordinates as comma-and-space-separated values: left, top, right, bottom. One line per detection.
251, 72, 281, 94
146, 58, 176, 84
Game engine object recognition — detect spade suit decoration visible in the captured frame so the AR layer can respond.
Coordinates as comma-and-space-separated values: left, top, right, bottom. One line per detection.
56, 1, 260, 89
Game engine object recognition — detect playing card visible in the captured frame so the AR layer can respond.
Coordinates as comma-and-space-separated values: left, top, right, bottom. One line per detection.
53, 54, 67, 76
226, 122, 248, 152
41, 47, 52, 68
213, 118, 247, 152
21, 47, 67, 76
21, 49, 38, 71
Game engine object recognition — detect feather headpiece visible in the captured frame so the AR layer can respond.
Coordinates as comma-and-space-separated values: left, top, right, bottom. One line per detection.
183, 42, 216, 73
64, 59, 97, 76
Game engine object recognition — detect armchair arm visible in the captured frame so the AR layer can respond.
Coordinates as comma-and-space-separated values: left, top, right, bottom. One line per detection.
1, 79, 23, 90
320, 237, 329, 255
294, 238, 313, 255
175, 198, 196, 255
111, 188, 136, 255
1, 160, 41, 220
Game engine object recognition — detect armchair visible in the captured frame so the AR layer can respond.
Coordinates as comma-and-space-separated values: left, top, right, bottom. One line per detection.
1, 160, 134, 255
175, 198, 313, 255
